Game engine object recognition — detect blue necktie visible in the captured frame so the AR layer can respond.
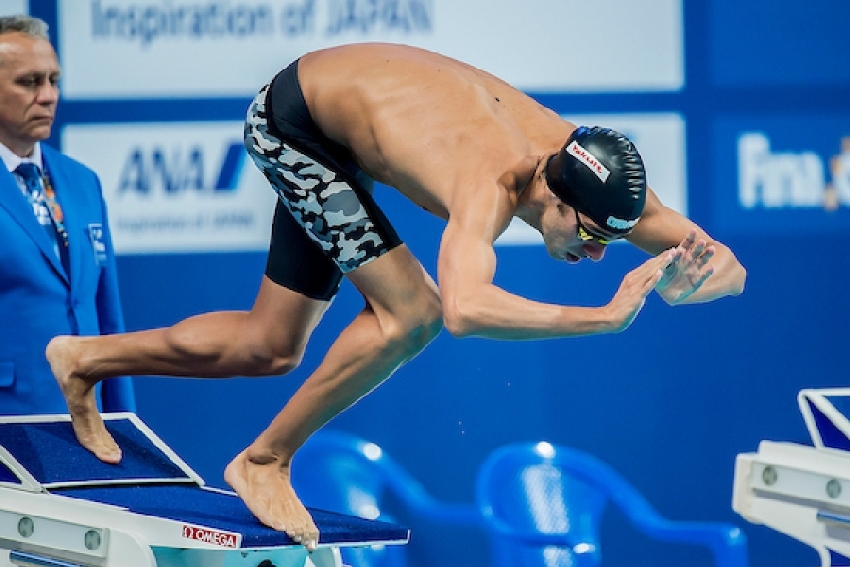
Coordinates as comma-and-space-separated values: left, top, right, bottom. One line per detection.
16, 163, 69, 275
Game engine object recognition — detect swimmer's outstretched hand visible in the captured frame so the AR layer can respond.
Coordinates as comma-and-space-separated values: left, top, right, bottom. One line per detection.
655, 229, 715, 305
604, 250, 677, 333
46, 336, 122, 464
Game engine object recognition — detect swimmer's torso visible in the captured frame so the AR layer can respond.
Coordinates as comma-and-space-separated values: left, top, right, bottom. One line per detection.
298, 43, 575, 218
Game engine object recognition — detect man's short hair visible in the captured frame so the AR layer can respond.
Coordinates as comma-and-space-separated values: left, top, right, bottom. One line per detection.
0, 15, 49, 40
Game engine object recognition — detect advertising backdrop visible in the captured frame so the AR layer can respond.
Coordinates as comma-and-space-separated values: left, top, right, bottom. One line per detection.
59, 0, 683, 98
62, 121, 276, 253
15, 1, 850, 566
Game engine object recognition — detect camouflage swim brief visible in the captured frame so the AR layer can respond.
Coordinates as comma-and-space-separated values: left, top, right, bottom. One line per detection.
244, 60, 402, 300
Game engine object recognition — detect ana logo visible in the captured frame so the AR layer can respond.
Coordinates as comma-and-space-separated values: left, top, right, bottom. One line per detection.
738, 133, 850, 210
118, 142, 246, 195
566, 141, 610, 182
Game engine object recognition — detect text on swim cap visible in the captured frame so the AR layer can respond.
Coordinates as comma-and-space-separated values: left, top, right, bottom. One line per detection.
606, 216, 639, 230
567, 141, 610, 183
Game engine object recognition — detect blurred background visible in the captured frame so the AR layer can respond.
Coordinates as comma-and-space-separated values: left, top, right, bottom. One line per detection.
7, 0, 850, 565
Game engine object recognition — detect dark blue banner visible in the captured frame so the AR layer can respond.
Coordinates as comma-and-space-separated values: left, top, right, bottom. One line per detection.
713, 115, 850, 235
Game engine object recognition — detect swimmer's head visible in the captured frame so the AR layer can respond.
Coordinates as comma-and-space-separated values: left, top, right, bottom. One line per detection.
545, 126, 646, 237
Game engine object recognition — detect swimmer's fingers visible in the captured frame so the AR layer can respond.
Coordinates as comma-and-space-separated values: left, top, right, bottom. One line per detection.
695, 244, 715, 266
651, 249, 677, 275
605, 252, 673, 333
620, 253, 671, 295
680, 241, 714, 277
692, 264, 715, 293
677, 228, 698, 252
639, 252, 675, 289
656, 245, 716, 305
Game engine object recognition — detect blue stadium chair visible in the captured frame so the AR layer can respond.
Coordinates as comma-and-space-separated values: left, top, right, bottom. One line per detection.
475, 441, 749, 567
291, 429, 481, 567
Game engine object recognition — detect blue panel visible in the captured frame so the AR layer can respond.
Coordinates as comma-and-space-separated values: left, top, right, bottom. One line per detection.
808, 399, 850, 451
711, 0, 850, 87
213, 143, 246, 192
831, 549, 850, 567
713, 114, 850, 235
826, 396, 850, 423
0, 459, 19, 484
0, 419, 189, 484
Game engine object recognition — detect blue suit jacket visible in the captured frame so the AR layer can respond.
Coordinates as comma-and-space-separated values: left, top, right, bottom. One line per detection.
0, 144, 135, 415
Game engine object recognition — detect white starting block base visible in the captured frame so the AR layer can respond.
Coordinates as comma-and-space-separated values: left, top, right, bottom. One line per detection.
0, 414, 408, 567
734, 389, 850, 567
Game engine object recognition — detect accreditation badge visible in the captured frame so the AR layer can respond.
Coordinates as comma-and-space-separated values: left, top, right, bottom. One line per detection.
87, 223, 107, 266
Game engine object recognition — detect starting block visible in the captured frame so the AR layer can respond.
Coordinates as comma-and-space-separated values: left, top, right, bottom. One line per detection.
733, 389, 850, 567
0, 413, 409, 567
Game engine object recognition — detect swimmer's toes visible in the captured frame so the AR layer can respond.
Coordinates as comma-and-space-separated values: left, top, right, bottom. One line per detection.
73, 425, 121, 464
304, 530, 319, 551
89, 437, 121, 464
97, 447, 122, 465
100, 438, 122, 463
287, 524, 319, 550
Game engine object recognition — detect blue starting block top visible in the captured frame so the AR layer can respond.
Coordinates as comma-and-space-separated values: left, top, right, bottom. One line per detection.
800, 389, 850, 452
0, 418, 189, 486
52, 484, 407, 548
0, 414, 409, 549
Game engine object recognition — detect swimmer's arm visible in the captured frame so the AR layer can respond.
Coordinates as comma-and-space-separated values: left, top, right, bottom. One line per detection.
628, 188, 746, 305
438, 201, 663, 339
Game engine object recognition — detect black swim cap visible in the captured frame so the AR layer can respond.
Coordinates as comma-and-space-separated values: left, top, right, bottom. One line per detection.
545, 126, 646, 236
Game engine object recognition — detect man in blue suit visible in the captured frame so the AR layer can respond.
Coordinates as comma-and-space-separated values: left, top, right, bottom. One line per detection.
0, 15, 134, 415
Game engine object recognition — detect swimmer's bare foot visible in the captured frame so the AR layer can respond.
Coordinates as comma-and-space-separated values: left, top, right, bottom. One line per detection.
224, 449, 319, 551
46, 336, 121, 464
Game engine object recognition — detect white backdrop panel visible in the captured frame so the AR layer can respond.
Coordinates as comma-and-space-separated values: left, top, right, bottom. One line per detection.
59, 0, 683, 99
61, 122, 277, 255
0, 0, 28, 16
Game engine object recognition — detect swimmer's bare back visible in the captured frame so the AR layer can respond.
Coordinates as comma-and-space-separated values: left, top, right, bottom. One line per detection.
297, 43, 576, 218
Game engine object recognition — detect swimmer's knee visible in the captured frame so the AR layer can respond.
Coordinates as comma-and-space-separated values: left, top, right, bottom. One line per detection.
263, 348, 304, 376
382, 295, 443, 357
162, 323, 219, 362
242, 335, 307, 376
418, 293, 444, 343
162, 316, 306, 377
402, 313, 443, 354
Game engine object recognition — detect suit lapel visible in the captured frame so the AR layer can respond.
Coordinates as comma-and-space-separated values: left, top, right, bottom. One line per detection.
0, 165, 68, 283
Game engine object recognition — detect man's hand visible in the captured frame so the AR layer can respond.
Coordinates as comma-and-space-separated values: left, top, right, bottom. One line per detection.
654, 229, 715, 305
603, 251, 677, 333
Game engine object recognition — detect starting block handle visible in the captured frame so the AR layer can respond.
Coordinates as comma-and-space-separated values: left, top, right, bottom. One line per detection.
817, 510, 850, 529
8, 551, 89, 567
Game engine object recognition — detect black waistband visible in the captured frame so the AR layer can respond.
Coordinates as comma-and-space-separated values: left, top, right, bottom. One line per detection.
264, 58, 363, 183
267, 58, 322, 141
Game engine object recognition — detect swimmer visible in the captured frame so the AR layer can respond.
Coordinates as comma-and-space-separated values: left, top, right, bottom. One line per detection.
47, 43, 746, 551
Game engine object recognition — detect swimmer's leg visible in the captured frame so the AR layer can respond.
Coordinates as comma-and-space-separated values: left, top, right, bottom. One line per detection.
224, 244, 442, 550
47, 336, 122, 463
47, 278, 328, 464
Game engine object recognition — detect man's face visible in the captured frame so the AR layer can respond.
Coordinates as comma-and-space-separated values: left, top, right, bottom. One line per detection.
0, 32, 59, 157
542, 203, 613, 263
